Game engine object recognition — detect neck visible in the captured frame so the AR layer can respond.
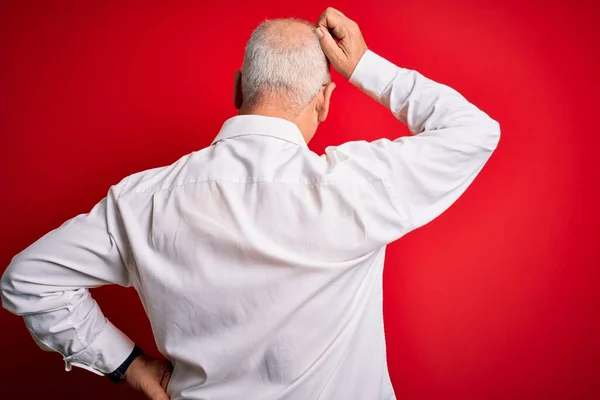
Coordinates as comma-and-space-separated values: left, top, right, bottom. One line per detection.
239, 104, 312, 143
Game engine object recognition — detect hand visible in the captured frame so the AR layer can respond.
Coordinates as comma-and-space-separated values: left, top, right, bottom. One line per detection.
316, 7, 368, 79
124, 354, 173, 400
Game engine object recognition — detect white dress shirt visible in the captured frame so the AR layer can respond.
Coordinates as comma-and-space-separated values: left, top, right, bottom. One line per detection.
1, 50, 499, 399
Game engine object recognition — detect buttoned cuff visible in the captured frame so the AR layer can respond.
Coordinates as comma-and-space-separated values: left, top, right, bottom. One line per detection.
349, 50, 402, 102
63, 320, 134, 376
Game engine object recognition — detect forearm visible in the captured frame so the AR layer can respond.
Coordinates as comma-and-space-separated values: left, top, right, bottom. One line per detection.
350, 50, 500, 149
1, 193, 135, 375
2, 274, 133, 375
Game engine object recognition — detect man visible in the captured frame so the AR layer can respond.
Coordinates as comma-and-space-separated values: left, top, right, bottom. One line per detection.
1, 7, 500, 400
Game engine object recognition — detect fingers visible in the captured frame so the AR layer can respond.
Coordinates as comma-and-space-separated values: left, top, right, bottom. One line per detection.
317, 7, 348, 41
142, 373, 171, 400
124, 356, 173, 400
316, 27, 345, 64
315, 7, 367, 78
159, 361, 174, 391
144, 385, 170, 400
138, 372, 169, 400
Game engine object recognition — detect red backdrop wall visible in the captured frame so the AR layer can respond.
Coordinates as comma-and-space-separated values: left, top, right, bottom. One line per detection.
1, 1, 599, 399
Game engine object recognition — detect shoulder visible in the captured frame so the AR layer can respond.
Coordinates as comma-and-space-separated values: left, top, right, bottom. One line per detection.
114, 153, 194, 198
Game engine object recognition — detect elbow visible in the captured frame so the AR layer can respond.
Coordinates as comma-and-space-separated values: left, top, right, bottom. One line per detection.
490, 119, 501, 150
1, 259, 17, 312
477, 117, 501, 152
1, 257, 33, 315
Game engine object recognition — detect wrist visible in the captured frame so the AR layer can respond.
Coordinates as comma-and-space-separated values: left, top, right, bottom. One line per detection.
108, 344, 144, 383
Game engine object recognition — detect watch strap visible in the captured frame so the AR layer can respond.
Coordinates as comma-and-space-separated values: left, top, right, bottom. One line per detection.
108, 344, 144, 383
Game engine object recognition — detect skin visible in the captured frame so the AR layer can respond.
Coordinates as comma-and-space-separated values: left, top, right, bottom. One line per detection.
233, 18, 337, 144
124, 7, 368, 399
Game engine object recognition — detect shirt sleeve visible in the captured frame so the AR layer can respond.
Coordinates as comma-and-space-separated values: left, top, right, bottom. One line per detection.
1, 185, 135, 375
323, 50, 500, 246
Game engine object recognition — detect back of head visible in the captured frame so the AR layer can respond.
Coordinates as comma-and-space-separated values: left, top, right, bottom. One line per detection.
242, 19, 331, 115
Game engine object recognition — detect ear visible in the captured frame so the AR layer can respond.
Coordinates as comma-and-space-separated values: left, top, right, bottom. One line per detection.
233, 70, 243, 110
317, 82, 336, 123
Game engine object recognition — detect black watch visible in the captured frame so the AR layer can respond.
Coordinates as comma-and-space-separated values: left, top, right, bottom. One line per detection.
108, 344, 144, 383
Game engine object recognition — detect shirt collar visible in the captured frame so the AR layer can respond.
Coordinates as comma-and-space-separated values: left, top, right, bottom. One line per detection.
211, 115, 307, 147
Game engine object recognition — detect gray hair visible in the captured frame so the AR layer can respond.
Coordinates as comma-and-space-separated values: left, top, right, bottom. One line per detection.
241, 18, 331, 114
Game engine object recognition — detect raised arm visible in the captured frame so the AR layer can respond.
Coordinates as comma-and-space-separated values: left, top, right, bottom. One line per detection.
317, 8, 500, 241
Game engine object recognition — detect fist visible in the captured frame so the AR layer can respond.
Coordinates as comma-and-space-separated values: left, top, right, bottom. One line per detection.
316, 7, 368, 79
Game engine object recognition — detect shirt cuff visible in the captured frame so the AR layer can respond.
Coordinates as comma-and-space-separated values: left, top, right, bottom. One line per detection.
63, 319, 134, 376
349, 50, 402, 102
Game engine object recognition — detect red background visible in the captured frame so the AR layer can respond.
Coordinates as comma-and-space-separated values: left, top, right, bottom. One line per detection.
1, 1, 599, 399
